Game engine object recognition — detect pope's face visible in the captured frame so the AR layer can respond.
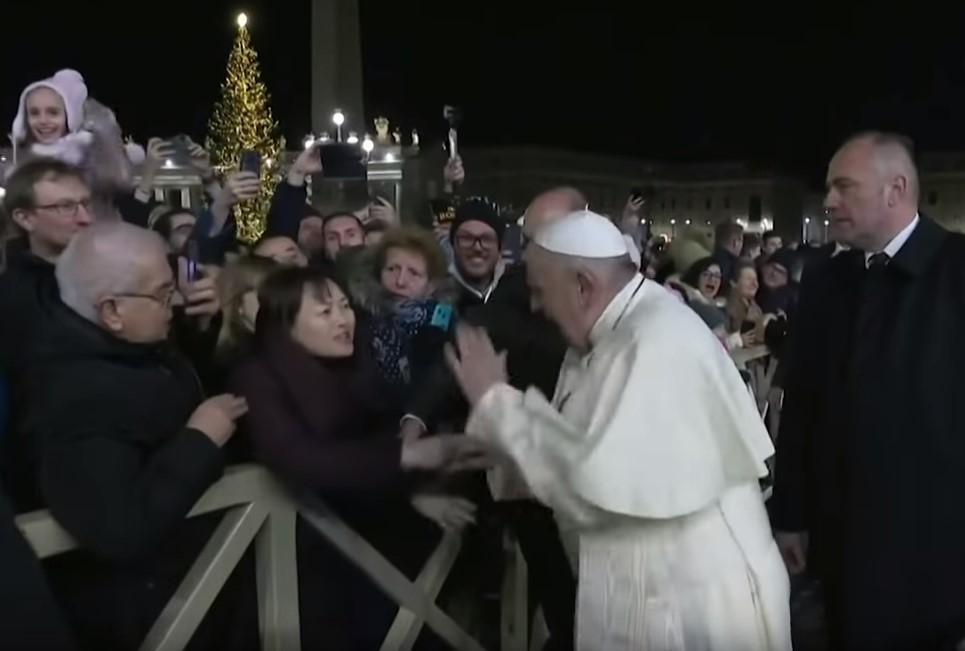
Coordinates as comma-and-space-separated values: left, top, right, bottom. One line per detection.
525, 247, 592, 350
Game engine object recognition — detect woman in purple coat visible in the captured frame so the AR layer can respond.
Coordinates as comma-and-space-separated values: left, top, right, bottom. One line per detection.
230, 266, 488, 648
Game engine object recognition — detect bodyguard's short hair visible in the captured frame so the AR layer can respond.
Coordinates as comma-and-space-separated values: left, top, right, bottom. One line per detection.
845, 130, 920, 201
2, 158, 87, 215
846, 130, 916, 163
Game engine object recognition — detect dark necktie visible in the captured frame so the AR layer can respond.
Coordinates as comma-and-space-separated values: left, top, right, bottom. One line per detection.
867, 251, 890, 269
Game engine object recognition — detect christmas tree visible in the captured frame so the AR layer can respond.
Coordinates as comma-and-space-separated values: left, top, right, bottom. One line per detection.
206, 12, 282, 242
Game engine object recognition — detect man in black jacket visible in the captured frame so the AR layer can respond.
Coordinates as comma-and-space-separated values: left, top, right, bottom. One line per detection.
0, 490, 75, 650
772, 132, 965, 650
0, 159, 93, 370
19, 222, 249, 649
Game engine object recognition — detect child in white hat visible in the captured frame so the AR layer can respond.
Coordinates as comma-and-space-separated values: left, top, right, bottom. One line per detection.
9, 69, 144, 212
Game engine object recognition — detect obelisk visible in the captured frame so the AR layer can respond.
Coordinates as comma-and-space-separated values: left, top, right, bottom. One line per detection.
311, 0, 365, 135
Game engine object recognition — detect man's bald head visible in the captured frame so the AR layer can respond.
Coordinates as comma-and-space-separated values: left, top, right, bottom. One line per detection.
825, 131, 920, 251
522, 187, 588, 240
57, 222, 171, 324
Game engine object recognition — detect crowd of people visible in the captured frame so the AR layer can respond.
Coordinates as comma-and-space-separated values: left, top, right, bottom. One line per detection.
2, 67, 965, 651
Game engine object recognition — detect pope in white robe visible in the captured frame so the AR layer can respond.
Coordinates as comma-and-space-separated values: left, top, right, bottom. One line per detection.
445, 210, 791, 651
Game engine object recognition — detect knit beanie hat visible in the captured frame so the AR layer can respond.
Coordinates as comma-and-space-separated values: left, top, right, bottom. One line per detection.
765, 247, 798, 274
451, 197, 506, 244
11, 69, 88, 143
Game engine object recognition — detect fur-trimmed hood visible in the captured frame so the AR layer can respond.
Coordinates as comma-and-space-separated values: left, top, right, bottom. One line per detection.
343, 245, 461, 316
8, 96, 145, 192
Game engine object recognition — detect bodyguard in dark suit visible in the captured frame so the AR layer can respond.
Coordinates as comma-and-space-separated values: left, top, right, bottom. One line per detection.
772, 132, 965, 650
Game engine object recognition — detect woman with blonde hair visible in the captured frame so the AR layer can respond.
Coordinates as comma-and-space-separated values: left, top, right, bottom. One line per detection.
349, 226, 456, 399
215, 255, 279, 368
725, 259, 767, 349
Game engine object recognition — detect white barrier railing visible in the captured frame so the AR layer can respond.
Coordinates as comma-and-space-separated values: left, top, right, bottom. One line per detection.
16, 464, 530, 651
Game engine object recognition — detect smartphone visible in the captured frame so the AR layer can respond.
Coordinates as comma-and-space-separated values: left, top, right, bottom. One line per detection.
318, 143, 366, 179
168, 135, 192, 165
239, 150, 261, 175
430, 198, 456, 225
185, 240, 200, 283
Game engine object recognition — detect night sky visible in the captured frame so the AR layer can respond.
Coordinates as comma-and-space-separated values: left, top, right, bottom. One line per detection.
5, 2, 965, 185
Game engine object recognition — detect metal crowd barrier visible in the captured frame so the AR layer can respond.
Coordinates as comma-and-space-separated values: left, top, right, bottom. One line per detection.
15, 464, 535, 651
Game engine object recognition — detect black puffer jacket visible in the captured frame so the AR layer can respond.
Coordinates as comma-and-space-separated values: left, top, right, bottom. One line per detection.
14, 300, 239, 650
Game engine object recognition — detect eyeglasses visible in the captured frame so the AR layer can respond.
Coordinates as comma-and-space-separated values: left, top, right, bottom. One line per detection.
32, 198, 93, 217
455, 233, 499, 250
113, 286, 176, 307
700, 270, 722, 280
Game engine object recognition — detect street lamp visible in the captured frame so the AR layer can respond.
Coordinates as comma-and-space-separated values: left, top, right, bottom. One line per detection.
332, 109, 345, 142
346, 131, 359, 145
236, 12, 248, 28
383, 152, 396, 162
803, 216, 811, 243
361, 135, 374, 153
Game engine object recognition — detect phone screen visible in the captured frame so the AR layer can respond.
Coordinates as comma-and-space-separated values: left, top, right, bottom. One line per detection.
185, 240, 200, 283
430, 199, 456, 225
318, 143, 366, 179
239, 150, 261, 174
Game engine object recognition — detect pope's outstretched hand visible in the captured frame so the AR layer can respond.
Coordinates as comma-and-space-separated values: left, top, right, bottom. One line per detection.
445, 325, 508, 407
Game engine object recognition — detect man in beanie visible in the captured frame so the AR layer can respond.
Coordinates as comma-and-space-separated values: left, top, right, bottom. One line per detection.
449, 197, 506, 312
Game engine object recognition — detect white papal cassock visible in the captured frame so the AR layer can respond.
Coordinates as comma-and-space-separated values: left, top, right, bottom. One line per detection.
466, 273, 792, 651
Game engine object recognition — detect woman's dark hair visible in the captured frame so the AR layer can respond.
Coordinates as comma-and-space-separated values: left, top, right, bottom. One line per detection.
255, 266, 344, 341
653, 259, 676, 286
680, 256, 720, 290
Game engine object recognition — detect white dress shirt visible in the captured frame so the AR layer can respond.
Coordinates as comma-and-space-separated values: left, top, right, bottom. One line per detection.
864, 213, 919, 267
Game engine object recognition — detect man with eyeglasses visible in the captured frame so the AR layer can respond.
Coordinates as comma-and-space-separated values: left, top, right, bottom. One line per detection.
15, 221, 250, 648
1, 159, 93, 358
448, 198, 507, 312
3, 159, 94, 267
1, 160, 94, 500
